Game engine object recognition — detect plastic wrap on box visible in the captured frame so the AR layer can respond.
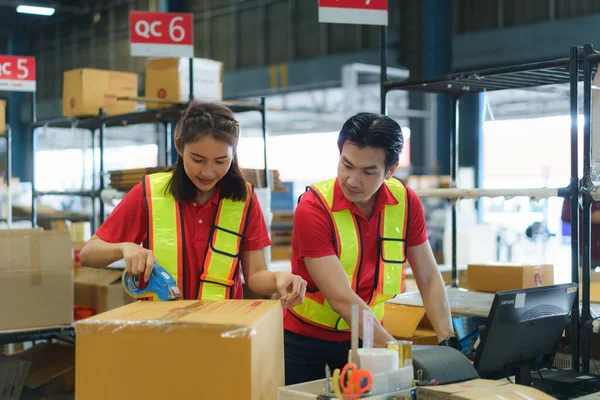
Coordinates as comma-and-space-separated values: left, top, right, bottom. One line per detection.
75, 299, 284, 400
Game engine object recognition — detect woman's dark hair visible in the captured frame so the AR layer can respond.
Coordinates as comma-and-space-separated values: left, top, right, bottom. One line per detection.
167, 101, 247, 202
337, 112, 404, 170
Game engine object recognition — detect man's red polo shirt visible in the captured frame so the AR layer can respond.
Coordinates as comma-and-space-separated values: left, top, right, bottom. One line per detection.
284, 178, 428, 342
95, 181, 271, 300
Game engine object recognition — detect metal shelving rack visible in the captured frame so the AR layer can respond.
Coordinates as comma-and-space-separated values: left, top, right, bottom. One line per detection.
380, 26, 585, 372
580, 43, 600, 373
31, 98, 268, 233
0, 124, 11, 225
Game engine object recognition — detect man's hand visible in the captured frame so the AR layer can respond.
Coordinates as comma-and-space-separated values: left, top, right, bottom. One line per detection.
274, 271, 307, 308
408, 242, 454, 342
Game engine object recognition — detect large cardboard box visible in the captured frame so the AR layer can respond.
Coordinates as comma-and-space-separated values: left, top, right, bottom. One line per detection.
74, 267, 134, 315
62, 68, 138, 117
467, 263, 554, 293
383, 303, 439, 345
145, 57, 223, 108
0, 229, 74, 331
417, 378, 553, 400
75, 299, 284, 399
0, 99, 5, 134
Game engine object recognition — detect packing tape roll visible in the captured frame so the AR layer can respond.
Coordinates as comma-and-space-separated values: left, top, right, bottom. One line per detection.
349, 348, 399, 375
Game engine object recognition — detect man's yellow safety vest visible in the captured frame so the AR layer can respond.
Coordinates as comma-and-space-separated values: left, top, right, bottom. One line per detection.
289, 177, 408, 331
142, 171, 253, 300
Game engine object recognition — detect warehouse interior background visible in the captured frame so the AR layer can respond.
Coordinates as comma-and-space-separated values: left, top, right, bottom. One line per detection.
2, 0, 599, 285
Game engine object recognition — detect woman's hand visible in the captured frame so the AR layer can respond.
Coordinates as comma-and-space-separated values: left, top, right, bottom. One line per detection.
274, 272, 307, 309
120, 243, 157, 283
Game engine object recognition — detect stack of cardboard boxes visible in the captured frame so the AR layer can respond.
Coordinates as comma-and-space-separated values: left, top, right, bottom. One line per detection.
61, 57, 223, 118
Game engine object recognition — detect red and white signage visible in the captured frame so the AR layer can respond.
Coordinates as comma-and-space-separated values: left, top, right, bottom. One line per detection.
318, 0, 388, 26
129, 11, 194, 58
0, 55, 36, 92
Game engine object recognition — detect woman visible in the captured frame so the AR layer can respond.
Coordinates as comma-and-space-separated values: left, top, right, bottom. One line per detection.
80, 101, 307, 307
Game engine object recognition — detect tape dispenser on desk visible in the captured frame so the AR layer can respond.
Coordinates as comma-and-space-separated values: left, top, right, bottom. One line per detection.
122, 263, 183, 301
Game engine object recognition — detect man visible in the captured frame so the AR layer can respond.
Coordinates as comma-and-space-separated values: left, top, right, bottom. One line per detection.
284, 112, 455, 385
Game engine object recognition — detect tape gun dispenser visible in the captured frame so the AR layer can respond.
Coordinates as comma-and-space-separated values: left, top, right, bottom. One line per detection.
122, 263, 182, 301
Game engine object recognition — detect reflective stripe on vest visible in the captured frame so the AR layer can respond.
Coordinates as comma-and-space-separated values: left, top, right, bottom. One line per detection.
144, 171, 252, 300
289, 177, 408, 331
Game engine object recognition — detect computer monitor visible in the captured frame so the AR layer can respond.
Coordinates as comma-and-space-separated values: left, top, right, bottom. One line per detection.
473, 283, 578, 387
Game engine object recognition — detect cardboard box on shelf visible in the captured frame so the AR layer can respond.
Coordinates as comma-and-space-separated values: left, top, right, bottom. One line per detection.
11, 342, 75, 398
383, 303, 439, 345
0, 229, 74, 331
62, 68, 138, 117
417, 378, 553, 400
0, 99, 5, 134
467, 263, 554, 293
75, 299, 284, 400
74, 267, 134, 315
145, 57, 223, 109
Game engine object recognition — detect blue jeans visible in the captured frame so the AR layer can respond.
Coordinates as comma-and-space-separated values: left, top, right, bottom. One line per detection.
284, 330, 356, 385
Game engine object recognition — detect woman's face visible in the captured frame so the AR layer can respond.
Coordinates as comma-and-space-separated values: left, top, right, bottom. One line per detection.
177, 134, 233, 193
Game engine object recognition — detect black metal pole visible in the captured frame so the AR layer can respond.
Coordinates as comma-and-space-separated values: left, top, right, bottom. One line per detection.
569, 45, 580, 373
261, 97, 270, 190
582, 43, 593, 374
164, 122, 173, 166
31, 91, 37, 228
189, 58, 194, 101
380, 25, 388, 115
90, 127, 96, 233
451, 97, 460, 287
99, 109, 105, 227
6, 124, 11, 227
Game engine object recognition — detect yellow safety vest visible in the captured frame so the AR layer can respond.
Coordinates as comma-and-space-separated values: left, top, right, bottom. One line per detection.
289, 177, 408, 331
143, 171, 253, 300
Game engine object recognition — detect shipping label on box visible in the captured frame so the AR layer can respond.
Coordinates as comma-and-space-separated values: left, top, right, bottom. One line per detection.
62, 68, 138, 117
145, 57, 223, 109
0, 229, 74, 331
75, 299, 284, 400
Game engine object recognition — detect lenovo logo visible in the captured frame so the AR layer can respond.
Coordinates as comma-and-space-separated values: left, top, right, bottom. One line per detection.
501, 299, 515, 306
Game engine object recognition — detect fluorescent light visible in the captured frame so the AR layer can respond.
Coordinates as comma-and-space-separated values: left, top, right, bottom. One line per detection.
16, 5, 56, 16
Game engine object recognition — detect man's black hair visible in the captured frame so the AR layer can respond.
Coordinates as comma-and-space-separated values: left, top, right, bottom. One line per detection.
337, 112, 404, 170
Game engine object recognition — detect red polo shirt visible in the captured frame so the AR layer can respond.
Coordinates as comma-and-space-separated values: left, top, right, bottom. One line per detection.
95, 181, 271, 300
284, 178, 428, 342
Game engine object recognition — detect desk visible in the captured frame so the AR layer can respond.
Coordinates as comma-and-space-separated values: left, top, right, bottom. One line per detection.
387, 287, 600, 319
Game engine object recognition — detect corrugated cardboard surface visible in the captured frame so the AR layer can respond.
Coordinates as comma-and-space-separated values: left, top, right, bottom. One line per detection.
75, 300, 284, 400
417, 378, 554, 400
467, 263, 554, 293
13, 342, 75, 397
0, 230, 73, 331
145, 57, 223, 108
383, 304, 439, 344
74, 267, 133, 315
62, 68, 138, 117
0, 99, 5, 135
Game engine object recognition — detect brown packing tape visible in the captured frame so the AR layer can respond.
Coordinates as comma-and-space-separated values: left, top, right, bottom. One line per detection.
29, 232, 42, 286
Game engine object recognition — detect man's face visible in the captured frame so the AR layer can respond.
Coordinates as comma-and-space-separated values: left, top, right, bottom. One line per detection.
337, 141, 396, 204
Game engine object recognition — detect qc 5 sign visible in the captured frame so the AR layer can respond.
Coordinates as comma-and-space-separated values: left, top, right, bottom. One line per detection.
0, 56, 36, 92
319, 0, 388, 26
130, 11, 194, 58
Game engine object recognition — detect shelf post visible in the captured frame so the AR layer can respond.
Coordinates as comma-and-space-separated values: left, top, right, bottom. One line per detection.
582, 43, 593, 374
569, 45, 580, 372
450, 96, 460, 287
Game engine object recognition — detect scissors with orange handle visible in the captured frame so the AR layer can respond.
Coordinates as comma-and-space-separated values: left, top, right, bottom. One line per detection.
339, 362, 373, 396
